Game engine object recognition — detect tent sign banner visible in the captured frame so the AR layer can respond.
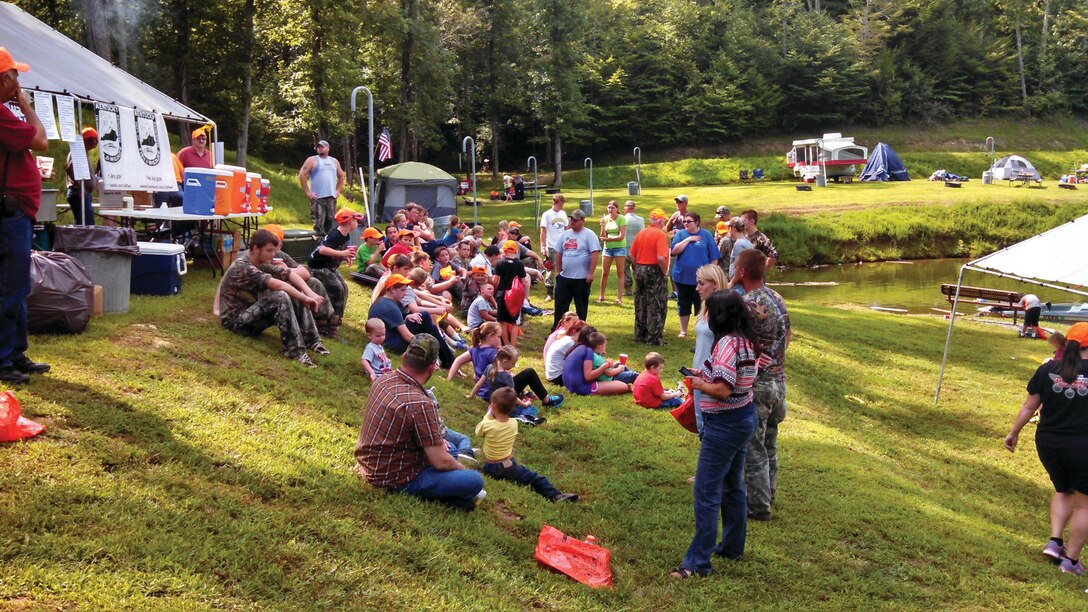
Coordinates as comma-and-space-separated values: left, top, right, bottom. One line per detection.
32, 91, 60, 140
95, 102, 175, 192
56, 95, 77, 142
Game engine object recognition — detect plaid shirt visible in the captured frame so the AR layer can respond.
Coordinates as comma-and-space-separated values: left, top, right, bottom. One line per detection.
354, 369, 445, 488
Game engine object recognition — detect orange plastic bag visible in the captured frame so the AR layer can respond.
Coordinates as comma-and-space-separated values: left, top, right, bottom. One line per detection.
535, 525, 612, 589
669, 378, 698, 433
0, 391, 45, 443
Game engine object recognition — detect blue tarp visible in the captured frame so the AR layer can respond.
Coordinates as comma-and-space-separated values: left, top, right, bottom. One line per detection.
859, 142, 910, 182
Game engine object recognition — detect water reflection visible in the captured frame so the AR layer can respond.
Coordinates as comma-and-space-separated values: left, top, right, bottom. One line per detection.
770, 259, 1074, 314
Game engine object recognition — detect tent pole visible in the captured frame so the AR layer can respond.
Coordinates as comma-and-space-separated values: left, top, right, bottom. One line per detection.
527, 156, 538, 227
935, 264, 968, 406
462, 136, 476, 226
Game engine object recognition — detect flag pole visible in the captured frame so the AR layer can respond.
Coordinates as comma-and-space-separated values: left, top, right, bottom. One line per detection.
350, 86, 375, 227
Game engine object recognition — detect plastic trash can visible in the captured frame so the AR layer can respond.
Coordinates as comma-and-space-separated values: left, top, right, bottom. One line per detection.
580, 199, 593, 216
982, 171, 993, 185
53, 225, 140, 313
131, 242, 187, 295
628, 181, 639, 196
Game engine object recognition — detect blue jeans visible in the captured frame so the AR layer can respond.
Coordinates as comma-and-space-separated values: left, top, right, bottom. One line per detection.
659, 396, 683, 409
693, 390, 705, 433
614, 369, 639, 384
0, 211, 32, 369
66, 186, 95, 225
396, 466, 484, 510
682, 403, 758, 574
445, 429, 473, 457
482, 458, 561, 499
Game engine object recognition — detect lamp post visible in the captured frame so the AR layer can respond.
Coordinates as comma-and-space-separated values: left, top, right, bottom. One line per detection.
633, 147, 642, 195
350, 86, 375, 226
527, 155, 539, 225
584, 157, 593, 215
462, 136, 478, 226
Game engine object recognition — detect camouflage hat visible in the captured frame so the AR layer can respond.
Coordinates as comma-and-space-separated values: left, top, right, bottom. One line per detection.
405, 334, 441, 365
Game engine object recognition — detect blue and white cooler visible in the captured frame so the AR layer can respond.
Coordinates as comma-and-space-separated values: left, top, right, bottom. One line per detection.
131, 242, 188, 295
183, 168, 231, 216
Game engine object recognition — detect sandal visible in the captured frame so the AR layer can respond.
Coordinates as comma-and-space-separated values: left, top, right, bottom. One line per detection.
677, 331, 687, 339
596, 297, 605, 303
614, 299, 623, 305
670, 567, 696, 579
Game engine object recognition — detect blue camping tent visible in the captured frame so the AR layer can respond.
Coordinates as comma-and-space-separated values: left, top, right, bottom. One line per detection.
859, 142, 910, 181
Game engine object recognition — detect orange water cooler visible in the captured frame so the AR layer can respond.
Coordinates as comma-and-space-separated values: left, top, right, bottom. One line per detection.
215, 164, 247, 214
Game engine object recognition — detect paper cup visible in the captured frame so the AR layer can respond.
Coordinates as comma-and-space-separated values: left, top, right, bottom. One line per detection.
619, 354, 628, 365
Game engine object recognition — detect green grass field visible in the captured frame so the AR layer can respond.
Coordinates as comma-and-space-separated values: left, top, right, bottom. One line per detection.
8, 119, 1088, 607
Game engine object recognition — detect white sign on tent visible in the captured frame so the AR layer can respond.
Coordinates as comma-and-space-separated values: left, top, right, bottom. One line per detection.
95, 102, 175, 192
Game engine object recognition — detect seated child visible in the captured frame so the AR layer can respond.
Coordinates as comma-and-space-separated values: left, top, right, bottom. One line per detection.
467, 282, 498, 330
448, 322, 501, 380
460, 265, 490, 317
587, 331, 639, 384
360, 318, 393, 381
468, 345, 564, 425
562, 329, 632, 396
475, 388, 578, 503
633, 352, 684, 409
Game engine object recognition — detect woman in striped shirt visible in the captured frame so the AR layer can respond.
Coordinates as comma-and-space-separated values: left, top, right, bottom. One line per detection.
673, 290, 761, 579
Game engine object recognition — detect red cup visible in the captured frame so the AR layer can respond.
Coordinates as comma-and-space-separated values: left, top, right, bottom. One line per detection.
619, 354, 628, 366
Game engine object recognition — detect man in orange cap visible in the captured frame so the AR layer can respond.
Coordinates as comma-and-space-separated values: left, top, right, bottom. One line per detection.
306, 207, 363, 341
0, 47, 51, 384
178, 126, 213, 170
64, 127, 98, 225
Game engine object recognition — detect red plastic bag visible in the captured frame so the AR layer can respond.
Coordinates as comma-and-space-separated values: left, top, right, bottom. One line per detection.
669, 378, 698, 434
535, 525, 612, 589
0, 391, 46, 443
504, 276, 526, 318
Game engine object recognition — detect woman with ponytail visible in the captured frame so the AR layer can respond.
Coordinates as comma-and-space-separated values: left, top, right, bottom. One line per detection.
1005, 322, 1088, 576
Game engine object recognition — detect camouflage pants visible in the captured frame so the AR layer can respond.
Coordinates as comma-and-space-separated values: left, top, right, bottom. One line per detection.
311, 196, 337, 236
745, 378, 787, 516
543, 249, 558, 297
309, 267, 348, 319
223, 291, 321, 358
633, 264, 668, 345
306, 277, 337, 334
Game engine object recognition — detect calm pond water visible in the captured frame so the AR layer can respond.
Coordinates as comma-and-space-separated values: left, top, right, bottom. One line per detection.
769, 259, 1076, 314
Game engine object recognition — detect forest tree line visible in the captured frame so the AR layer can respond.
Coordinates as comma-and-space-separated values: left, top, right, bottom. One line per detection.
16, 0, 1088, 181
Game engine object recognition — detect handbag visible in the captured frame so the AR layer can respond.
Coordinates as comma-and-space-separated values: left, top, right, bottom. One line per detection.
669, 377, 699, 433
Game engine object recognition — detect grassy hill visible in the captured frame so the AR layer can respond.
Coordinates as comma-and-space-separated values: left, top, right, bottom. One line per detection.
6, 118, 1088, 607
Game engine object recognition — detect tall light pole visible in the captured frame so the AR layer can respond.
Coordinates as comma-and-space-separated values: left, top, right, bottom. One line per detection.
527, 155, 539, 225
633, 146, 642, 195
462, 136, 478, 226
584, 157, 593, 215
350, 86, 374, 226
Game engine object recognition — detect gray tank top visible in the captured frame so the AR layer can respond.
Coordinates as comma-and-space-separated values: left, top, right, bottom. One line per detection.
309, 156, 337, 198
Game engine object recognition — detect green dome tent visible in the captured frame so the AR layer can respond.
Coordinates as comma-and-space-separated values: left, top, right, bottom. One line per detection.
374, 162, 457, 222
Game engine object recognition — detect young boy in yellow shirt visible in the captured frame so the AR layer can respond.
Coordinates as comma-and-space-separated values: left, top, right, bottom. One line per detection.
475, 388, 578, 503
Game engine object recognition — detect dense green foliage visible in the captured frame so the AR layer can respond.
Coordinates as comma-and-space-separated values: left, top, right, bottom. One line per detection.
15, 0, 1088, 170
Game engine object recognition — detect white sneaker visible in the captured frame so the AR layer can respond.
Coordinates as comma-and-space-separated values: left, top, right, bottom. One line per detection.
474, 489, 487, 502
457, 453, 478, 468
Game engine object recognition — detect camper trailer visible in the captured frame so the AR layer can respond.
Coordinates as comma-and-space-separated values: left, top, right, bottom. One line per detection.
786, 133, 868, 182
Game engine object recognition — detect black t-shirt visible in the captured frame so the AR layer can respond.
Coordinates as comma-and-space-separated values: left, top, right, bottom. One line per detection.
1027, 360, 1088, 446
307, 229, 350, 269
494, 258, 526, 293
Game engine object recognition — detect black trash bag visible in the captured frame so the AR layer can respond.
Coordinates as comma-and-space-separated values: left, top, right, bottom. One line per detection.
28, 251, 94, 334
53, 225, 140, 255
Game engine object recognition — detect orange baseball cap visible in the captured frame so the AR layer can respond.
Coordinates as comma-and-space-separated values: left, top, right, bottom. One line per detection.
470, 265, 489, 275
502, 240, 519, 254
264, 224, 285, 241
362, 227, 383, 240
397, 229, 416, 238
1067, 322, 1088, 346
335, 208, 364, 224
191, 127, 208, 140
385, 273, 412, 287
716, 221, 728, 232
0, 48, 29, 73
508, 221, 521, 229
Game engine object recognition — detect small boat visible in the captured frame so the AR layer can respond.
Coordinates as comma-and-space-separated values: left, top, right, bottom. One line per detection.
786, 133, 868, 182
982, 302, 1088, 323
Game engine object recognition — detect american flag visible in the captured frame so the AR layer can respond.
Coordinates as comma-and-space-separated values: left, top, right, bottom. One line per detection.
377, 127, 393, 162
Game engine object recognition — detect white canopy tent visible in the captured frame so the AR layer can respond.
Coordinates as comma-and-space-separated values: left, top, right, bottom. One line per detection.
0, 1, 210, 123
934, 214, 1088, 405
